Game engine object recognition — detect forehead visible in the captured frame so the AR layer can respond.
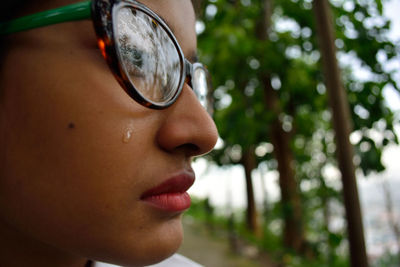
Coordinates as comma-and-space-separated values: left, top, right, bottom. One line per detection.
139, 0, 197, 58
37, 0, 196, 23
36, 0, 197, 56
139, 0, 196, 46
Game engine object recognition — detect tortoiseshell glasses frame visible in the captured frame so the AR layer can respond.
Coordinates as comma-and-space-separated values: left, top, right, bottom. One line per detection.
0, 0, 213, 113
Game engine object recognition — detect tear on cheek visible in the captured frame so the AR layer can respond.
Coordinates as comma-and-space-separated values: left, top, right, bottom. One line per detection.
122, 126, 134, 143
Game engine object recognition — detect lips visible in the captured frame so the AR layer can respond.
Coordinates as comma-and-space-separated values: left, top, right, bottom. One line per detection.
140, 171, 195, 212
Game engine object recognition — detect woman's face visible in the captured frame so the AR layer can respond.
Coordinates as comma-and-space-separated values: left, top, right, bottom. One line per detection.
0, 0, 218, 266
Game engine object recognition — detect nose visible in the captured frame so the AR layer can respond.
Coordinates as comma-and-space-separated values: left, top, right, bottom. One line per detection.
156, 84, 218, 157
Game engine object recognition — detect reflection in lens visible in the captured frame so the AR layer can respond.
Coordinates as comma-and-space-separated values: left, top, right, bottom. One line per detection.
193, 66, 212, 114
115, 7, 182, 104
193, 68, 207, 105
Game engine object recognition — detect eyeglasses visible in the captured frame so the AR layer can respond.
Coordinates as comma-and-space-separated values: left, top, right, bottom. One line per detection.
0, 0, 213, 114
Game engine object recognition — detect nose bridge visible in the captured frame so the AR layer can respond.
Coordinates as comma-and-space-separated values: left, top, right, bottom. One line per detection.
156, 85, 218, 157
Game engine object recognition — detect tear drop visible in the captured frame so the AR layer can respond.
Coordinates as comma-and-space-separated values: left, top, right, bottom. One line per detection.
122, 128, 133, 143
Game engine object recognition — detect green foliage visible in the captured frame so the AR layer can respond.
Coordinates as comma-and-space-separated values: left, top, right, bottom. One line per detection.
196, 0, 399, 264
186, 197, 351, 266
199, 0, 398, 171
372, 251, 400, 267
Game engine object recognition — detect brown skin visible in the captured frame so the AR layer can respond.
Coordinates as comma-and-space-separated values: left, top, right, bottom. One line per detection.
0, 0, 218, 266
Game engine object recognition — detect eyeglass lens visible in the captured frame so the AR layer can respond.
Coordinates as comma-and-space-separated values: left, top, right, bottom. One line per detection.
193, 67, 209, 108
115, 7, 182, 105
114, 5, 212, 113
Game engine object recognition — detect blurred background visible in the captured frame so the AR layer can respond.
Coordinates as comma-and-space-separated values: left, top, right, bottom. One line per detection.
179, 0, 400, 266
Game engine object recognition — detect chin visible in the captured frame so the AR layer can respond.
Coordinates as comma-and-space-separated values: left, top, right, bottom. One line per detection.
91, 216, 184, 267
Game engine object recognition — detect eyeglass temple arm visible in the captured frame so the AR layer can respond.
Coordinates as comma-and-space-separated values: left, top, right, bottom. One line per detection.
185, 59, 193, 80
0, 1, 92, 35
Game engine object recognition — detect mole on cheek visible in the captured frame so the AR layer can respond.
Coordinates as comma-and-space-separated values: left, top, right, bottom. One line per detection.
68, 122, 76, 129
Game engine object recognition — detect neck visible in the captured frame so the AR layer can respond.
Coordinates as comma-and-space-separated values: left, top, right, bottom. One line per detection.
0, 218, 89, 267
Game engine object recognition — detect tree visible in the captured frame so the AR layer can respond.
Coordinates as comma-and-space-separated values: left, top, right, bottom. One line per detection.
313, 0, 368, 265
241, 147, 260, 234
257, 0, 305, 252
195, 0, 399, 263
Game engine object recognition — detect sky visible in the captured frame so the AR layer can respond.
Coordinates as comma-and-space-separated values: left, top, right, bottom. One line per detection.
382, 0, 400, 108
384, 0, 400, 41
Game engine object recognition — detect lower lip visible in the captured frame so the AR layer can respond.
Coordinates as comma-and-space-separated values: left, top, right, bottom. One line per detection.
142, 192, 191, 212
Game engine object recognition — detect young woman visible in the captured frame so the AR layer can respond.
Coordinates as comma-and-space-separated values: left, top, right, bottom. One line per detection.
0, 0, 218, 266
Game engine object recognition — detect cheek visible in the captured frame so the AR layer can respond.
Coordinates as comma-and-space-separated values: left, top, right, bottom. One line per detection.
0, 74, 135, 229
0, 114, 182, 265
0, 19, 191, 263
1, 47, 142, 205
0, 45, 180, 261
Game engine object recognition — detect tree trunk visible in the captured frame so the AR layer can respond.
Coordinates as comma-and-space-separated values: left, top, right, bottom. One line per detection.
313, 0, 368, 266
241, 147, 260, 236
257, 0, 305, 253
262, 76, 304, 251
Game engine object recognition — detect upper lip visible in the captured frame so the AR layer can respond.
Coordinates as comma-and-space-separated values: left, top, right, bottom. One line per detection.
140, 170, 195, 199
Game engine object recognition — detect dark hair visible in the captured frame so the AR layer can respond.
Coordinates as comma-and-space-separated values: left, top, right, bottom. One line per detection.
1, 0, 31, 71
1, 1, 29, 22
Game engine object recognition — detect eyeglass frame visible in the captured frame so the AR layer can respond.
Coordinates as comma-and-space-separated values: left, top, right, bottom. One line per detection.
0, 0, 213, 112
